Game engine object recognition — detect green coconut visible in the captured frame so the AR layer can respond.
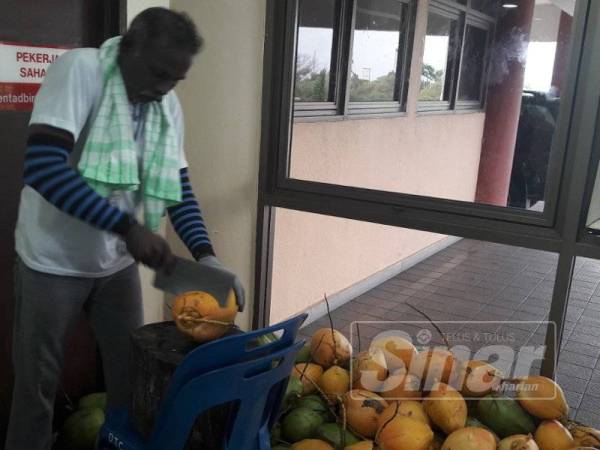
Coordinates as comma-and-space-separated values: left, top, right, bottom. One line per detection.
297, 394, 332, 420
282, 407, 325, 442
271, 421, 282, 445
283, 377, 304, 410
315, 422, 360, 449
78, 392, 107, 412
61, 408, 105, 450
257, 332, 278, 346
476, 394, 537, 438
295, 344, 312, 364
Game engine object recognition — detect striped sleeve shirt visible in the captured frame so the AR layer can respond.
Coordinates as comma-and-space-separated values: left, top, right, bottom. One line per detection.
167, 168, 215, 258
24, 131, 214, 258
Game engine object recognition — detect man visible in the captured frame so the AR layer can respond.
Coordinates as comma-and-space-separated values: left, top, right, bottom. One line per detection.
6, 8, 244, 450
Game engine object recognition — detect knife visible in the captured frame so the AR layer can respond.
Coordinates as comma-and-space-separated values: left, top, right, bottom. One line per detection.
153, 255, 237, 307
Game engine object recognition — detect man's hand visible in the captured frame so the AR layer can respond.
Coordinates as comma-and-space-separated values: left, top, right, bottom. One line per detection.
125, 222, 176, 272
197, 255, 245, 312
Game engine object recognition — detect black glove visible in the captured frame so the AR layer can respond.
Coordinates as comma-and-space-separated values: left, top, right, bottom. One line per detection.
197, 255, 246, 312
125, 222, 176, 272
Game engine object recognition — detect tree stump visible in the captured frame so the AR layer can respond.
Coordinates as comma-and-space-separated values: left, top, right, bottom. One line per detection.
130, 321, 241, 449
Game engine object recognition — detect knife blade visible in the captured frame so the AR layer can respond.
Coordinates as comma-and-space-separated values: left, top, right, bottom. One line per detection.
153, 256, 236, 307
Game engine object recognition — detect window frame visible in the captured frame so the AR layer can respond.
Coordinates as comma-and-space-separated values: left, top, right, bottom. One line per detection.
417, 4, 463, 112
417, 0, 496, 113
293, 0, 344, 116
293, 0, 417, 118
575, 102, 600, 259
455, 17, 492, 109
271, 0, 581, 232
346, 0, 416, 114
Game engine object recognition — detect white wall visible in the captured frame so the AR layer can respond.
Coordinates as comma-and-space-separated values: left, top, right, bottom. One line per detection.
126, 0, 171, 324
530, 4, 561, 42
169, 0, 266, 329
128, 0, 265, 328
127, 0, 170, 24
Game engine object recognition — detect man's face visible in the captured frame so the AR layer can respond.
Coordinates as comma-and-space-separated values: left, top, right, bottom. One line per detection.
121, 41, 194, 104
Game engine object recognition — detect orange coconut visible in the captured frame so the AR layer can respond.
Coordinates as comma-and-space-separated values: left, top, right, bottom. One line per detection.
172, 290, 238, 342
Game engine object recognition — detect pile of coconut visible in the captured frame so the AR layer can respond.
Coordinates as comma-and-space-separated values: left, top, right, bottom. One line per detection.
270, 327, 600, 450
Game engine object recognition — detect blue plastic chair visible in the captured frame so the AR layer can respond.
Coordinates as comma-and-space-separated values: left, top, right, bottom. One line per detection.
97, 313, 307, 450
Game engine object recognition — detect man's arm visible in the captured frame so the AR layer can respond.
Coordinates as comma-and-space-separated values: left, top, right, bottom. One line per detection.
167, 167, 214, 259
167, 171, 245, 310
24, 124, 174, 269
25, 124, 133, 235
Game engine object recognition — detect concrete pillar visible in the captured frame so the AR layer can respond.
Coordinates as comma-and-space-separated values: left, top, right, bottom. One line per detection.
475, 0, 536, 206
551, 11, 573, 96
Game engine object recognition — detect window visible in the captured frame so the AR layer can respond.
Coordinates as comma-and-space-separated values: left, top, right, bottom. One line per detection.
457, 24, 489, 103
349, 0, 405, 103
262, 0, 595, 389
419, 12, 457, 105
294, 0, 416, 117
294, 0, 338, 104
418, 0, 495, 112
470, 0, 499, 16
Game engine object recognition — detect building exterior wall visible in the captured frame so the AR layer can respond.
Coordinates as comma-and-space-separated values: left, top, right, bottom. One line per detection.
270, 210, 452, 323
270, 0, 486, 322
290, 113, 485, 199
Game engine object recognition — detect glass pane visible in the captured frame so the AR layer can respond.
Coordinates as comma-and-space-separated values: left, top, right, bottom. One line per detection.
588, 166, 600, 231
586, 77, 600, 229
458, 25, 488, 102
556, 257, 600, 427
289, 1, 578, 216
470, 0, 499, 17
271, 209, 557, 402
294, 0, 337, 103
419, 13, 454, 102
349, 0, 403, 102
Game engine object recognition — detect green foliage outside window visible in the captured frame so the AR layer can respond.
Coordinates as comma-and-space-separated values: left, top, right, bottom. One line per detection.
419, 63, 445, 101
295, 54, 330, 102
349, 71, 397, 102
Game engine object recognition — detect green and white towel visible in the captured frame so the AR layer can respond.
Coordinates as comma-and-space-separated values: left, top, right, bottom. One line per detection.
78, 36, 182, 231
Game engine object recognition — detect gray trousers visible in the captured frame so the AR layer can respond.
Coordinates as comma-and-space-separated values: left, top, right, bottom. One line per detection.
5, 260, 143, 450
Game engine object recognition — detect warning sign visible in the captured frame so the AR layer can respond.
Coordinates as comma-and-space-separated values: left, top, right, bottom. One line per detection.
0, 42, 69, 111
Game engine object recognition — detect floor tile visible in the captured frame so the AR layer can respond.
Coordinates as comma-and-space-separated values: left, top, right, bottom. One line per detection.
559, 351, 598, 369
300, 240, 600, 419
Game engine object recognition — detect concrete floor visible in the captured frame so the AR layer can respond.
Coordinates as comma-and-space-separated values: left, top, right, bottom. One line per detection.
299, 238, 600, 427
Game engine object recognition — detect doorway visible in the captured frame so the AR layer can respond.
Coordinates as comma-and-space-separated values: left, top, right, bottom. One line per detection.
0, 0, 123, 442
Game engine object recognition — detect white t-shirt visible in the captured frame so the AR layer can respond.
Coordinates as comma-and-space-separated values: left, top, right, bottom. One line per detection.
15, 48, 188, 277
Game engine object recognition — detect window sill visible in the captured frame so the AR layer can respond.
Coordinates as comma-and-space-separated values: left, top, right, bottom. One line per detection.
416, 108, 485, 117
293, 111, 409, 123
